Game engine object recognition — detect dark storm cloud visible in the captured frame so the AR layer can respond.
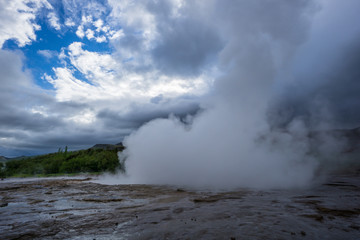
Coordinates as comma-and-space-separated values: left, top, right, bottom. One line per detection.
0, 121, 132, 156
0, 50, 83, 132
0, 130, 27, 139
117, 33, 143, 52
1, 132, 111, 155
269, 37, 360, 129
32, 131, 121, 148
97, 101, 200, 129
0, 107, 63, 131
314, 39, 360, 127
0, 50, 29, 87
152, 19, 223, 76
109, 1, 223, 76
147, 1, 223, 77
50, 101, 91, 116
0, 51, 60, 131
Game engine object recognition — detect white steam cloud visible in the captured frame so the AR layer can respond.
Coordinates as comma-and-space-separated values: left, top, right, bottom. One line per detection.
117, 0, 359, 189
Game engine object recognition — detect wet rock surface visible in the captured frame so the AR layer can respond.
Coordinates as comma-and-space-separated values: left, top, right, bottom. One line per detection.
0, 174, 359, 240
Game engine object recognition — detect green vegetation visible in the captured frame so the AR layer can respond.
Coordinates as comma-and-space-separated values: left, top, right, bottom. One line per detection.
0, 147, 124, 178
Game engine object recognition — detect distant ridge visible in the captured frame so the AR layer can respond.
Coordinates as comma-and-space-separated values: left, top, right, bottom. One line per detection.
0, 156, 27, 162
90, 142, 124, 151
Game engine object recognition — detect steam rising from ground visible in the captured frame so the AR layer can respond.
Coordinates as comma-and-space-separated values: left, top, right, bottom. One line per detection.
117, 0, 360, 189
122, 113, 317, 189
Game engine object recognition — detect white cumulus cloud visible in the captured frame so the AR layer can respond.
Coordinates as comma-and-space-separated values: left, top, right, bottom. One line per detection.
0, 0, 52, 47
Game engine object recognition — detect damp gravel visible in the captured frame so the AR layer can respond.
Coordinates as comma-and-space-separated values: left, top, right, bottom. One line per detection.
0, 174, 359, 240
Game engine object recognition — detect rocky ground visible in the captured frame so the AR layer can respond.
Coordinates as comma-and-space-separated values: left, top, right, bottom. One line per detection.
0, 174, 360, 240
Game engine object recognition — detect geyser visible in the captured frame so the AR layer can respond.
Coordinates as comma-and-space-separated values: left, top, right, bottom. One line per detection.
119, 0, 360, 189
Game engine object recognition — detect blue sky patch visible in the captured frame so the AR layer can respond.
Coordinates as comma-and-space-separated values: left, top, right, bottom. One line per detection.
1, 10, 114, 89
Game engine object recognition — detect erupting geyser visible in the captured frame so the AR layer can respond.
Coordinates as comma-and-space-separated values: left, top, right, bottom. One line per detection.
113, 0, 360, 189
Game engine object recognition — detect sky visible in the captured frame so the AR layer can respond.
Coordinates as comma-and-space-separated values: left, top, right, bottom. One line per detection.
0, 0, 360, 160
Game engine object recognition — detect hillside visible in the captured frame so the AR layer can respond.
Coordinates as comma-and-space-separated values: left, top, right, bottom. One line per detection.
0, 146, 124, 178
0, 156, 27, 163
90, 142, 124, 151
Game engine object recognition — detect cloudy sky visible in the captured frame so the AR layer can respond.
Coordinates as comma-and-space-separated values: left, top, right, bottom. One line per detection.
0, 0, 360, 158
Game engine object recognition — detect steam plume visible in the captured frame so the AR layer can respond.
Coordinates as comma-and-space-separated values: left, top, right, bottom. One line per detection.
120, 0, 360, 189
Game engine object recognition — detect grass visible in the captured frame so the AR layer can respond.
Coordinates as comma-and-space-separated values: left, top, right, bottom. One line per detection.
1, 147, 124, 178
